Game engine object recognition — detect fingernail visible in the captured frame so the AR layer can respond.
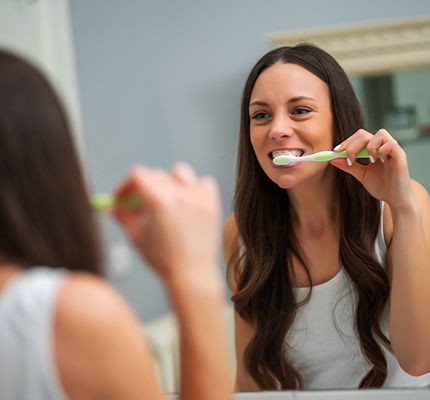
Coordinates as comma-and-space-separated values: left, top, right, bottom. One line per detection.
346, 157, 353, 167
380, 156, 385, 163
369, 155, 375, 164
333, 144, 342, 151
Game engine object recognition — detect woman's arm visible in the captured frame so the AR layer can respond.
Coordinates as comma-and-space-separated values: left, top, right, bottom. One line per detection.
114, 163, 233, 400
386, 180, 430, 375
331, 128, 430, 375
166, 267, 230, 400
223, 213, 260, 391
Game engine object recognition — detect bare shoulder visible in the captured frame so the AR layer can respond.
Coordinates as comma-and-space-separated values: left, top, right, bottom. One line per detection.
54, 272, 162, 399
223, 213, 240, 292
411, 180, 430, 243
56, 272, 132, 324
411, 179, 430, 207
55, 273, 137, 344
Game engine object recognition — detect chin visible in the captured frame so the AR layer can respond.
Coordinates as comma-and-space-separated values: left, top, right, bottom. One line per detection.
269, 175, 296, 190
276, 181, 295, 190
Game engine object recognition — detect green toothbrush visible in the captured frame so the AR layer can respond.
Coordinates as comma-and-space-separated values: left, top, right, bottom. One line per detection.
91, 193, 141, 211
273, 148, 380, 166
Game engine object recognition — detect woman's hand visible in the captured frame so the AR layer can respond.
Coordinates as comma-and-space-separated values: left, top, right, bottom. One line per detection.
113, 165, 232, 400
330, 128, 416, 210
112, 163, 222, 282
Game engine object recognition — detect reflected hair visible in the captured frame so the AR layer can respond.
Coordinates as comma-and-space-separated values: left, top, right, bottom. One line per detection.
229, 44, 390, 389
0, 50, 102, 274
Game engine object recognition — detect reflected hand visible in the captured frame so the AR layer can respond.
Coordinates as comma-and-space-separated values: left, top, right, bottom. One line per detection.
112, 163, 222, 281
330, 128, 415, 210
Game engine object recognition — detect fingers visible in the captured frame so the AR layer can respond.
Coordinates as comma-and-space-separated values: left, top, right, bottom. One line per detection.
369, 129, 405, 163
113, 163, 210, 213
111, 162, 222, 278
330, 158, 366, 182
171, 162, 198, 185
114, 166, 170, 211
330, 128, 405, 182
333, 128, 403, 165
334, 129, 373, 164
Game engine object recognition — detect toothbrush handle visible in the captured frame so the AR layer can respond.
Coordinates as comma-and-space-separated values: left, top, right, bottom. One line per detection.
337, 149, 380, 159
91, 194, 141, 210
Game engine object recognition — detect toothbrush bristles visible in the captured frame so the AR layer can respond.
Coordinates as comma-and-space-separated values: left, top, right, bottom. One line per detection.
273, 154, 295, 166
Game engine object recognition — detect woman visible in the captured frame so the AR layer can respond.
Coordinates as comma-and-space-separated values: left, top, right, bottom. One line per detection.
0, 50, 232, 400
223, 44, 430, 391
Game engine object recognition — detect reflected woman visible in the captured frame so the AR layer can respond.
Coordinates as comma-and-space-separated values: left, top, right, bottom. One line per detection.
223, 44, 430, 391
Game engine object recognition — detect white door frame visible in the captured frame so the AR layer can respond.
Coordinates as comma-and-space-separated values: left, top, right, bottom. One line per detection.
0, 0, 84, 158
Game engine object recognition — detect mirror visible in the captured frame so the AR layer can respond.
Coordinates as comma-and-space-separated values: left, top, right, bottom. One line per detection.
148, 15, 430, 395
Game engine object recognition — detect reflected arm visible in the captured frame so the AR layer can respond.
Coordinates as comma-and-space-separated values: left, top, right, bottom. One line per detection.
387, 180, 430, 375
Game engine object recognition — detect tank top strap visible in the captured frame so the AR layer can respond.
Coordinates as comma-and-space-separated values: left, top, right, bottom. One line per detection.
374, 201, 388, 266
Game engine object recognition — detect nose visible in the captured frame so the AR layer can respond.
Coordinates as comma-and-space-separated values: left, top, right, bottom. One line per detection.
269, 114, 294, 140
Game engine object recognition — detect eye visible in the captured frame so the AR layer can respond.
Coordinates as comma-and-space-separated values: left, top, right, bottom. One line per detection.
292, 107, 311, 116
251, 111, 271, 120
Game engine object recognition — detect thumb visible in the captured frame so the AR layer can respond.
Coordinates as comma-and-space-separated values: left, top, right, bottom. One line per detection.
330, 159, 365, 182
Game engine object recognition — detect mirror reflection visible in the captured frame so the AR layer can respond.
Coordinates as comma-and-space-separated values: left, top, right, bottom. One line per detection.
222, 42, 430, 392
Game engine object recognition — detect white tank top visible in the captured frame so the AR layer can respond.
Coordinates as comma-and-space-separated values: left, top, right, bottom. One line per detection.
287, 209, 430, 389
0, 267, 68, 400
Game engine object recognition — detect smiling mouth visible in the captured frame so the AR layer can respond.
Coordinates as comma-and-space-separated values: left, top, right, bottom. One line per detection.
269, 149, 304, 160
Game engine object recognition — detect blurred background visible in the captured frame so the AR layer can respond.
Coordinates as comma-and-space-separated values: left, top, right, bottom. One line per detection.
1, 0, 430, 325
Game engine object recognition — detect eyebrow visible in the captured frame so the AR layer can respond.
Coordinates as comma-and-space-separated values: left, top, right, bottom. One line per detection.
249, 96, 316, 107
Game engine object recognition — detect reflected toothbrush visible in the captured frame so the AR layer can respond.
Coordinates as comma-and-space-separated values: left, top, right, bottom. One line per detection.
273, 148, 379, 166
91, 193, 141, 211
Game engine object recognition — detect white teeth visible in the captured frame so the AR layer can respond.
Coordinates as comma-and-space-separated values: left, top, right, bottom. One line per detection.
272, 149, 303, 158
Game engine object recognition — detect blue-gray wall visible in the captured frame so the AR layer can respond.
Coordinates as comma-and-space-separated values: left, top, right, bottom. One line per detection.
70, 0, 430, 321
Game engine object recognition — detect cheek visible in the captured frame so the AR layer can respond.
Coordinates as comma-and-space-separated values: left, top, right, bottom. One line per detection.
250, 123, 269, 143
249, 133, 269, 170
249, 130, 261, 153
302, 123, 334, 149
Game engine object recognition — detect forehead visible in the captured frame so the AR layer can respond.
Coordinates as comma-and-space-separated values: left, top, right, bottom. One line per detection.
250, 62, 329, 103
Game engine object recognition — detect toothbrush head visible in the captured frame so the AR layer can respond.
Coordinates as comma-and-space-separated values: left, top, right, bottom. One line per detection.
272, 154, 296, 166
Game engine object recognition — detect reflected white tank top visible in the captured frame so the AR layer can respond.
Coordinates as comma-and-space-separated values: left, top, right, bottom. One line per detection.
287, 209, 430, 389
0, 267, 68, 399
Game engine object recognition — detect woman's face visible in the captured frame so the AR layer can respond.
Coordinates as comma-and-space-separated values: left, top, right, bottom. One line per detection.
249, 62, 334, 189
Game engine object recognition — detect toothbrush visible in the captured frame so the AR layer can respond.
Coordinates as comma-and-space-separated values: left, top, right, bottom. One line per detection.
91, 193, 141, 211
273, 148, 379, 166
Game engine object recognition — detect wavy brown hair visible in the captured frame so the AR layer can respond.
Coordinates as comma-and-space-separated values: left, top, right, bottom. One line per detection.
229, 44, 390, 390
0, 50, 102, 274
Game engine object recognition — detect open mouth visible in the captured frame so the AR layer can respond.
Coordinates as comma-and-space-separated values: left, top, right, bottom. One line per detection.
269, 149, 304, 160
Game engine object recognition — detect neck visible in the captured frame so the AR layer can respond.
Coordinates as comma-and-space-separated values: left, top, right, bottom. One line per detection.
287, 170, 339, 235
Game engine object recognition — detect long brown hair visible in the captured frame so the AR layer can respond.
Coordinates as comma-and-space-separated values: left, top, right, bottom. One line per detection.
230, 44, 390, 389
0, 50, 102, 274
